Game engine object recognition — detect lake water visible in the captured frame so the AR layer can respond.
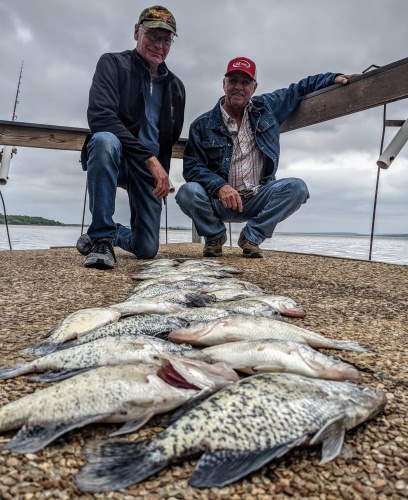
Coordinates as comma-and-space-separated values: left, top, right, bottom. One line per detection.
0, 225, 407, 266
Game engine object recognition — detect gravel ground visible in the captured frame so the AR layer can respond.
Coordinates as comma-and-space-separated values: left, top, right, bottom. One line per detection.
0, 244, 407, 499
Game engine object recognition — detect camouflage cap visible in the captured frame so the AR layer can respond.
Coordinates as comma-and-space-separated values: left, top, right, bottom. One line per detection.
138, 5, 177, 35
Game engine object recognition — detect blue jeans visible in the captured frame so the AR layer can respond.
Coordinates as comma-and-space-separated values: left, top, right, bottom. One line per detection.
86, 132, 162, 258
176, 178, 309, 244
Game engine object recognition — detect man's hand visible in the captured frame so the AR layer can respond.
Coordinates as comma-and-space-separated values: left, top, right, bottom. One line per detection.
145, 156, 170, 198
217, 184, 243, 212
334, 74, 356, 85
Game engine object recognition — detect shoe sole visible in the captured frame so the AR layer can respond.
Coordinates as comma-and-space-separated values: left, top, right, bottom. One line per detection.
84, 258, 115, 270
242, 251, 263, 258
203, 251, 222, 257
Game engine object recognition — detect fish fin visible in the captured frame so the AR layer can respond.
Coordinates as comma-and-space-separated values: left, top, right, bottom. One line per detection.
20, 341, 59, 356
76, 439, 168, 492
309, 416, 346, 464
189, 443, 303, 488
5, 414, 110, 453
185, 293, 215, 307
0, 364, 31, 380
249, 363, 286, 374
29, 368, 92, 383
330, 340, 370, 352
109, 410, 155, 437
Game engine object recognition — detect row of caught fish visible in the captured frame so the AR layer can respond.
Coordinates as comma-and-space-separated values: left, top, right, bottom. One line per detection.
0, 258, 383, 492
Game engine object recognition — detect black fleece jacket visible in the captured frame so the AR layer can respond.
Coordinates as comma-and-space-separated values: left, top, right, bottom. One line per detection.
81, 49, 185, 172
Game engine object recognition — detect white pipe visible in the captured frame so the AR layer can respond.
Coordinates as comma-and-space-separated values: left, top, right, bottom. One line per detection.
0, 146, 16, 186
377, 118, 408, 169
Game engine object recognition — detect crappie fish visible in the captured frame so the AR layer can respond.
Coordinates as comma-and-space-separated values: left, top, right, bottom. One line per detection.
0, 356, 238, 453
249, 295, 306, 318
133, 268, 234, 281
129, 275, 221, 294
108, 297, 187, 316
130, 279, 212, 299
177, 261, 243, 275
0, 335, 204, 382
76, 373, 386, 492
202, 339, 360, 380
141, 259, 179, 269
67, 315, 190, 349
213, 295, 306, 318
197, 279, 265, 293
211, 297, 283, 319
197, 287, 262, 303
125, 289, 214, 307
22, 308, 121, 356
168, 315, 369, 352
169, 307, 230, 324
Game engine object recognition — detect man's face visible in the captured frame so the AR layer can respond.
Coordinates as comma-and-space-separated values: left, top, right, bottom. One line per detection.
223, 71, 257, 111
135, 25, 173, 67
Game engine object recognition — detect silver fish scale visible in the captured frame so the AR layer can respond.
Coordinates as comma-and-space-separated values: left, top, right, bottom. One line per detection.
169, 307, 229, 323
149, 374, 365, 460
76, 315, 187, 345
212, 299, 281, 318
131, 280, 210, 298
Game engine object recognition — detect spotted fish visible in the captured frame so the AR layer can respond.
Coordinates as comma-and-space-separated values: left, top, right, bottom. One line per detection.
0, 356, 238, 453
76, 373, 386, 491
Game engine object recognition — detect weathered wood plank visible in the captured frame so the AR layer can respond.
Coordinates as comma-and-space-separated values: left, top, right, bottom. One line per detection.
0, 57, 407, 154
281, 57, 408, 132
0, 121, 187, 159
0, 122, 88, 151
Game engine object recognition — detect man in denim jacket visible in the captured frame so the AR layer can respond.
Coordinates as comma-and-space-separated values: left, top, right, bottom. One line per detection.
77, 6, 185, 269
176, 57, 350, 258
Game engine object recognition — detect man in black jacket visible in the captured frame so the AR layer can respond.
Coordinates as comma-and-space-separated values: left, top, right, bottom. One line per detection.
77, 5, 185, 269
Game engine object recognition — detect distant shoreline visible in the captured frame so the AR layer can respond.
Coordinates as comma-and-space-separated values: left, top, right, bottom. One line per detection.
1, 221, 407, 238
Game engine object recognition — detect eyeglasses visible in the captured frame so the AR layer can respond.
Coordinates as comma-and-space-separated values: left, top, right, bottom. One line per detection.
141, 27, 174, 47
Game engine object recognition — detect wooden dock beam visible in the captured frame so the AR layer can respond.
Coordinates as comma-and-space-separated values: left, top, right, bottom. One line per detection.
0, 56, 407, 154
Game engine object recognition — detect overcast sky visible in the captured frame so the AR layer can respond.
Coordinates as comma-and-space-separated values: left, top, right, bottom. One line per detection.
0, 0, 407, 236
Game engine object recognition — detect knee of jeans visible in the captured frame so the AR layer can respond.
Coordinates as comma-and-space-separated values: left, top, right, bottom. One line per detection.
290, 178, 309, 203
176, 182, 205, 209
129, 238, 159, 260
88, 132, 122, 162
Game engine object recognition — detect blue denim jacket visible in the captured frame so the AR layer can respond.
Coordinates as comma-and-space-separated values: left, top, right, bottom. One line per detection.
183, 72, 337, 196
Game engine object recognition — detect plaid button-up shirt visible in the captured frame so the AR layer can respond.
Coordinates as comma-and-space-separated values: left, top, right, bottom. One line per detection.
220, 100, 265, 196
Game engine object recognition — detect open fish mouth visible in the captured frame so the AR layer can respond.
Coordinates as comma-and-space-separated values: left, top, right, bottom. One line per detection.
158, 360, 201, 390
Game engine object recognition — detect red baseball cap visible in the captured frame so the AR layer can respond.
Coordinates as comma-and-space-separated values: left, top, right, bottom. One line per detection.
225, 56, 257, 81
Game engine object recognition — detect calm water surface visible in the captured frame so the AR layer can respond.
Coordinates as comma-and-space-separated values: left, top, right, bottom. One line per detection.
0, 225, 407, 266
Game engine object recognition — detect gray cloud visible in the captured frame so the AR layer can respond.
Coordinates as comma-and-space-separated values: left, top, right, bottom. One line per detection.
0, 0, 407, 236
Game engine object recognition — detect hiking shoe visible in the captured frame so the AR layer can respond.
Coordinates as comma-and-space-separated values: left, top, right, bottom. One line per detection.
84, 239, 117, 269
238, 232, 263, 258
203, 233, 227, 257
76, 233, 93, 256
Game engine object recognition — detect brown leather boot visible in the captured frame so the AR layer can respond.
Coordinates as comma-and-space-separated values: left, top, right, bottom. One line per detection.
203, 233, 227, 257
238, 232, 263, 258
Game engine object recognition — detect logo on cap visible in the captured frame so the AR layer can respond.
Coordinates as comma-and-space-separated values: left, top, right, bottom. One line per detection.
232, 60, 251, 69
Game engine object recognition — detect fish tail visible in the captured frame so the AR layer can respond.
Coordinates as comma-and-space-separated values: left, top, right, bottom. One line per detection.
76, 439, 168, 493
0, 364, 31, 380
331, 340, 370, 352
20, 341, 59, 356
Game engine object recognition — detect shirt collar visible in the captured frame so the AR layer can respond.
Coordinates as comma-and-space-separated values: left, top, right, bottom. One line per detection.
220, 98, 253, 125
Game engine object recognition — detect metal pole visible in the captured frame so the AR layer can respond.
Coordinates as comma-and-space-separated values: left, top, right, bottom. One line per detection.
164, 197, 168, 244
368, 104, 387, 260
81, 182, 88, 235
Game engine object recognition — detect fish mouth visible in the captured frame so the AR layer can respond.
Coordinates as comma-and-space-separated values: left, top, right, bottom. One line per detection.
158, 360, 201, 390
